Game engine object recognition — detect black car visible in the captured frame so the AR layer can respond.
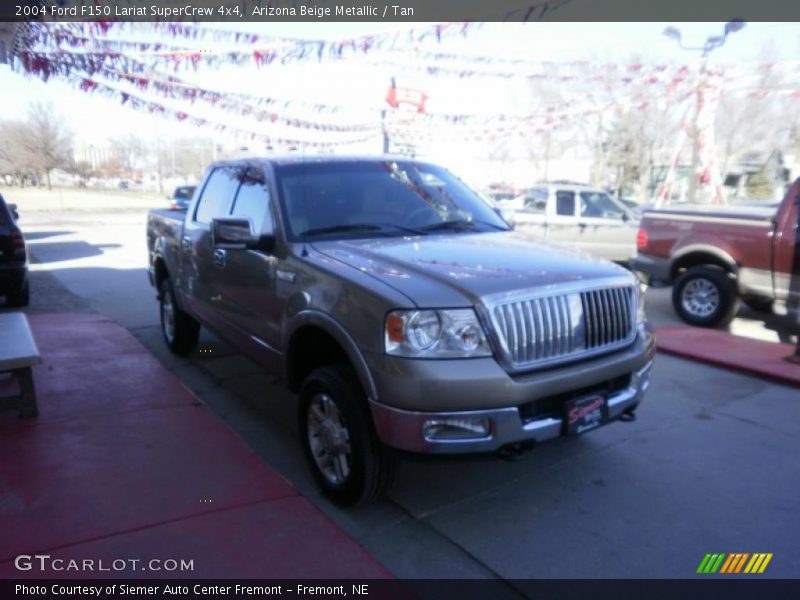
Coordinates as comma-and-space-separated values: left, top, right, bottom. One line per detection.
0, 194, 29, 307
168, 185, 197, 211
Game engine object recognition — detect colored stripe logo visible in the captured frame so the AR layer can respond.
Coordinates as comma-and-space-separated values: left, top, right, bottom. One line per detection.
697, 553, 773, 574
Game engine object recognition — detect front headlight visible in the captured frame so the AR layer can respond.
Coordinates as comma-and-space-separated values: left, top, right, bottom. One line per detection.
385, 309, 492, 358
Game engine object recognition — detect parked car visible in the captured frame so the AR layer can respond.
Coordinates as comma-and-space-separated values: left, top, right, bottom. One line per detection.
168, 185, 197, 211
147, 157, 655, 505
632, 180, 800, 327
500, 183, 639, 263
0, 194, 29, 307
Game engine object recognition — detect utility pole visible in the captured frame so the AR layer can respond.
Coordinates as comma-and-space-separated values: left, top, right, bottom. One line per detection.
663, 21, 745, 204
686, 55, 708, 205
381, 109, 390, 154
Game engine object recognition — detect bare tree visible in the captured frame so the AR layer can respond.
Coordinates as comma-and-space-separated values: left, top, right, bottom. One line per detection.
715, 45, 786, 178
0, 120, 35, 185
607, 99, 680, 200
19, 102, 73, 189
110, 134, 149, 178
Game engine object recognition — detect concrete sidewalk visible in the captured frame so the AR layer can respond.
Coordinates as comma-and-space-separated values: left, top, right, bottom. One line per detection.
656, 327, 800, 388
0, 314, 393, 579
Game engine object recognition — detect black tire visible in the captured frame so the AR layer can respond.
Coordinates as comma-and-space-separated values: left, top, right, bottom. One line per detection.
6, 279, 30, 308
159, 277, 199, 355
298, 365, 395, 506
742, 296, 773, 314
672, 266, 738, 328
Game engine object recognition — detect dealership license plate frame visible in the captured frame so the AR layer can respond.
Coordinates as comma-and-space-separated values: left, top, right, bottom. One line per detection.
564, 393, 609, 436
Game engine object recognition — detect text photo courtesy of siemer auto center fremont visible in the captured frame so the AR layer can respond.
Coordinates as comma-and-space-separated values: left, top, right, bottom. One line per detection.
1, 3, 800, 595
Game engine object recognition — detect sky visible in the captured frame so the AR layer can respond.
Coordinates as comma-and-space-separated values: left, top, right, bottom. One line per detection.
1, 21, 798, 155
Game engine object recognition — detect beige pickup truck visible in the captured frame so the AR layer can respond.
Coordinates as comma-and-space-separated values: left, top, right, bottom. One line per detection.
148, 157, 655, 505
497, 183, 639, 263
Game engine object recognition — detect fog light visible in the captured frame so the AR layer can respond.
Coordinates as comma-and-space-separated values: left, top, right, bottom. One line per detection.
633, 363, 653, 392
423, 417, 491, 440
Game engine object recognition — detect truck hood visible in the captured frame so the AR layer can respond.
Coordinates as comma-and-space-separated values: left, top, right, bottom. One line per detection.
311, 232, 632, 307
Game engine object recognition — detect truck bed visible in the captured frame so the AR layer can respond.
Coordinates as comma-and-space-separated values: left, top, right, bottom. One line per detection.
643, 204, 777, 223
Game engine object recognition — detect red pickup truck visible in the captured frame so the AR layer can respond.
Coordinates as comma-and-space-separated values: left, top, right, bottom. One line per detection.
632, 180, 799, 327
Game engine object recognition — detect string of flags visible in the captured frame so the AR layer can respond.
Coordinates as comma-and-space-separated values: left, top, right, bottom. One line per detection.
9, 18, 800, 149
71, 75, 381, 149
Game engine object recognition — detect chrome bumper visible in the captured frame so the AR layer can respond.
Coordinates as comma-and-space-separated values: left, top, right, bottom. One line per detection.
370, 360, 653, 454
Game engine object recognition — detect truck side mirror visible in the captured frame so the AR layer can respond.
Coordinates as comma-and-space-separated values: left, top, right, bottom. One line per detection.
212, 217, 275, 253
494, 207, 516, 229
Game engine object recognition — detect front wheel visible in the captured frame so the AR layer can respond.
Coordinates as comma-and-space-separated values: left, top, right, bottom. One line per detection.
672, 266, 738, 328
299, 365, 395, 506
159, 278, 200, 355
6, 279, 29, 307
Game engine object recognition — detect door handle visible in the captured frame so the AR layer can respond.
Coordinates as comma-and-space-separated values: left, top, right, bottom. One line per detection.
578, 222, 587, 230
181, 236, 192, 251
213, 248, 226, 268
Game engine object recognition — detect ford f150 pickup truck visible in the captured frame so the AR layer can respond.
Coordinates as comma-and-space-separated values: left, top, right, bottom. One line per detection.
632, 179, 800, 328
147, 157, 655, 505
496, 183, 639, 263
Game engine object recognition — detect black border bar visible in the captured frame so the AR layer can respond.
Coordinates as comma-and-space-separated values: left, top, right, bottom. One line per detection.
2, 0, 799, 22
3, 579, 800, 600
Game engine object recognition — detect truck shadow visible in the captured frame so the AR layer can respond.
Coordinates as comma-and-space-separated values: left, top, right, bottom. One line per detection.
23, 230, 75, 241
27, 240, 122, 264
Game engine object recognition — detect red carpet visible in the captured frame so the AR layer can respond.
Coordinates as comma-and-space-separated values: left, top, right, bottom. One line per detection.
0, 314, 392, 579
656, 326, 800, 387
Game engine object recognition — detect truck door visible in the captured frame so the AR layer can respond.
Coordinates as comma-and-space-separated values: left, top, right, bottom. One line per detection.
512, 187, 548, 240
212, 165, 283, 375
543, 189, 580, 246
772, 183, 800, 311
574, 191, 637, 262
180, 166, 239, 329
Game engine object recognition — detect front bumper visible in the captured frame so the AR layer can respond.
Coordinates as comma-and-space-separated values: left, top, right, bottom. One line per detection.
370, 359, 653, 454
630, 253, 671, 284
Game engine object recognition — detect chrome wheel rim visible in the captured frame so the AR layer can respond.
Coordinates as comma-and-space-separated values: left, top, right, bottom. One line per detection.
162, 290, 176, 343
307, 393, 351, 485
681, 278, 720, 318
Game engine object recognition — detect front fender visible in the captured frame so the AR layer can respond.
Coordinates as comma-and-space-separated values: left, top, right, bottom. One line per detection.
282, 310, 379, 401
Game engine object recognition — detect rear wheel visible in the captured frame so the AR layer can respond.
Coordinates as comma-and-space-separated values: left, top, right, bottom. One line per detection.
299, 365, 395, 506
159, 278, 199, 355
672, 266, 738, 328
6, 280, 29, 307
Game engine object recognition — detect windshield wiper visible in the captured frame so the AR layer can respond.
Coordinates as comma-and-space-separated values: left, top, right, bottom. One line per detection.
421, 218, 508, 233
299, 222, 424, 237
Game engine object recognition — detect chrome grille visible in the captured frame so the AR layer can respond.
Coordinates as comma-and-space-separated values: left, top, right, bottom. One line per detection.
490, 285, 636, 370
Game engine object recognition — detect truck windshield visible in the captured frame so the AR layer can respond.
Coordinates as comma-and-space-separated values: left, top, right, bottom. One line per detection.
275, 160, 510, 241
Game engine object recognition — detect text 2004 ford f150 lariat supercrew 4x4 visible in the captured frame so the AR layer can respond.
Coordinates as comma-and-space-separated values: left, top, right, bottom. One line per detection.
147, 157, 655, 505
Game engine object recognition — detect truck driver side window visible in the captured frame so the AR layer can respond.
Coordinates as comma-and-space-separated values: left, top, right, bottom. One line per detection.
556, 191, 576, 216
230, 167, 274, 234
580, 192, 625, 220
194, 167, 239, 225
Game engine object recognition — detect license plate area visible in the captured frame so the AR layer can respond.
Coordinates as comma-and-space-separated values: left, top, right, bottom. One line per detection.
564, 394, 609, 436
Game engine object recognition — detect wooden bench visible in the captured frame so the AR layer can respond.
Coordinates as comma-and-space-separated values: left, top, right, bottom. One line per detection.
0, 313, 41, 418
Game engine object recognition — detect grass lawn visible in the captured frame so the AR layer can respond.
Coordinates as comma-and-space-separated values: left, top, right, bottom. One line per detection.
2, 186, 168, 212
